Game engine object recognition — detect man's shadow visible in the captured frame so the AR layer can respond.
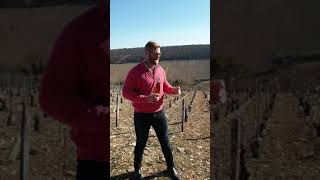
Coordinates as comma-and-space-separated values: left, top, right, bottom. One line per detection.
110, 170, 168, 180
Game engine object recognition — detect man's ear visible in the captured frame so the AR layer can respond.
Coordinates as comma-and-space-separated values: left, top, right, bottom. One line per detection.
144, 50, 149, 58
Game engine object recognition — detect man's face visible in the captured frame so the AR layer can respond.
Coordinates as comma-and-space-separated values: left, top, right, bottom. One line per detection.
147, 47, 161, 65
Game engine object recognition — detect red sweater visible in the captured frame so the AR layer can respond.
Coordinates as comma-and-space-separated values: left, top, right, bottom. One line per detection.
122, 63, 175, 112
39, 6, 110, 162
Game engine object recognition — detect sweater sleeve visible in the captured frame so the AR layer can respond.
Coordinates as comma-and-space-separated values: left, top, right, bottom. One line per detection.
122, 69, 148, 103
39, 23, 99, 129
163, 69, 175, 94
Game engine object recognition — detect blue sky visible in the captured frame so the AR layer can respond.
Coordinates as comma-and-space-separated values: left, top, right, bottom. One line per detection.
110, 0, 210, 49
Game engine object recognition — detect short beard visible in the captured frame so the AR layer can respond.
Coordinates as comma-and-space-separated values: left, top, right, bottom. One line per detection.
145, 58, 158, 66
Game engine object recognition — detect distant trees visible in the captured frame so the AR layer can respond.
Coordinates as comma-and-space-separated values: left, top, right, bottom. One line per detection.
212, 56, 254, 78
110, 45, 210, 64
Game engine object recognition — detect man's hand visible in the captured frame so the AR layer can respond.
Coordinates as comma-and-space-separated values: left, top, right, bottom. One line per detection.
173, 86, 181, 95
146, 93, 160, 103
95, 105, 110, 116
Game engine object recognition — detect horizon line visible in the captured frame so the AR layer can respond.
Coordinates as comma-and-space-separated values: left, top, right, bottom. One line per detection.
110, 43, 210, 50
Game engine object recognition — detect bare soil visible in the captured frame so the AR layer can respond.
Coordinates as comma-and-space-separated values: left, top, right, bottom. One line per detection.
110, 90, 210, 180
212, 93, 320, 180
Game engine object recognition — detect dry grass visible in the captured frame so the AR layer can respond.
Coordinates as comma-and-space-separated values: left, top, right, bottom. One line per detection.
111, 60, 210, 84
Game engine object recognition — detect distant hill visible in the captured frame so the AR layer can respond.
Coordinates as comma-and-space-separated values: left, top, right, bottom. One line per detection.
213, 0, 320, 71
0, 5, 92, 73
110, 44, 210, 64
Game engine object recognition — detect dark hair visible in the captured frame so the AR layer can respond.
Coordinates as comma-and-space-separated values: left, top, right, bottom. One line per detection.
144, 41, 160, 51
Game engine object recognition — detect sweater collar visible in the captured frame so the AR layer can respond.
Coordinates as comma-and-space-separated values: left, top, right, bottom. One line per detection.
142, 61, 159, 74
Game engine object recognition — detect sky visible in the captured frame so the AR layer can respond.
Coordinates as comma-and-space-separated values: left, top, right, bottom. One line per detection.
110, 0, 210, 49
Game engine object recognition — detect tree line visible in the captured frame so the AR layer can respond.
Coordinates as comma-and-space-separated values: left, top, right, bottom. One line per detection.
111, 44, 210, 64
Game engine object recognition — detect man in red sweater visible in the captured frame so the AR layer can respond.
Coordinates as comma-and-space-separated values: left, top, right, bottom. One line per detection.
39, 0, 109, 179
122, 41, 181, 180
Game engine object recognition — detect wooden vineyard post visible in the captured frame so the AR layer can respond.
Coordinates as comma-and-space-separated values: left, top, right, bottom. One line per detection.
60, 124, 65, 145
181, 98, 185, 132
5, 92, 12, 127
231, 118, 240, 180
260, 85, 264, 117
116, 90, 119, 127
255, 84, 260, 140
20, 99, 30, 180
264, 83, 267, 114
30, 91, 35, 107
62, 126, 67, 180
33, 113, 40, 132
258, 85, 263, 138
6, 111, 12, 127
185, 106, 188, 122
266, 83, 270, 113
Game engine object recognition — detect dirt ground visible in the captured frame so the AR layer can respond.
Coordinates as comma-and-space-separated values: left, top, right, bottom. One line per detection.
0, 89, 210, 180
212, 93, 320, 180
110, 90, 210, 180
0, 94, 77, 180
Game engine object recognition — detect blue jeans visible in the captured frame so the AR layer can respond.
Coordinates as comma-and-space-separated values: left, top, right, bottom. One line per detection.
133, 109, 174, 170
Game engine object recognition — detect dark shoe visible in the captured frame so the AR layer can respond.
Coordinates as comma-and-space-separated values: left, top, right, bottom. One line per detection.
166, 167, 180, 180
131, 170, 143, 180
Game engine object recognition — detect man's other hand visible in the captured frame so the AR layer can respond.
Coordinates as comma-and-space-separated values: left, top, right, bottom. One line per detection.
146, 93, 160, 103
173, 86, 181, 95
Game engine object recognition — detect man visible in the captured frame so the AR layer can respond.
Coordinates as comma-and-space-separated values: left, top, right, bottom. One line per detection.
122, 41, 181, 180
39, 0, 110, 179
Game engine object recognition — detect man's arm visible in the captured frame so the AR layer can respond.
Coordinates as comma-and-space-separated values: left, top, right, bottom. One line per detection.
122, 70, 149, 103
163, 79, 175, 94
39, 23, 100, 129
163, 69, 177, 94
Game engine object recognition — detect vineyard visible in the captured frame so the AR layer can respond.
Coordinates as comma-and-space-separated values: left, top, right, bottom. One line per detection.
212, 69, 320, 180
3, 63, 320, 180
0, 75, 210, 180
110, 84, 210, 180
0, 75, 78, 180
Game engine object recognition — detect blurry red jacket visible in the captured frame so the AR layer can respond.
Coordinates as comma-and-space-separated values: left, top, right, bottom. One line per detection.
211, 80, 224, 105
122, 63, 175, 112
39, 6, 109, 162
